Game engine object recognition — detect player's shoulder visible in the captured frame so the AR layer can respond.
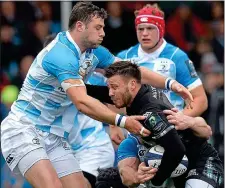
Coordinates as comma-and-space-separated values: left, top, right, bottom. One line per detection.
93, 45, 112, 55
116, 43, 139, 59
45, 43, 78, 64
117, 134, 140, 161
119, 134, 140, 149
45, 31, 80, 61
163, 42, 188, 60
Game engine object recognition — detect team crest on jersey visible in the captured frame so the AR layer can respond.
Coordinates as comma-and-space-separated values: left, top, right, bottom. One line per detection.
185, 60, 198, 78
79, 60, 93, 78
79, 49, 94, 79
153, 58, 171, 73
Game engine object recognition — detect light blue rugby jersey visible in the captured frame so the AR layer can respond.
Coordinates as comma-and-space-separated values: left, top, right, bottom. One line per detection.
68, 72, 111, 152
117, 40, 202, 110
10, 31, 115, 138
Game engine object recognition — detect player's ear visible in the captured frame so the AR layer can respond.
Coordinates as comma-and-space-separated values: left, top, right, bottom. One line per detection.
129, 79, 136, 91
76, 21, 85, 32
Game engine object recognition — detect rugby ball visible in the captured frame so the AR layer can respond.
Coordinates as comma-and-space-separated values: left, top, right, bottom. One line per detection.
144, 145, 188, 178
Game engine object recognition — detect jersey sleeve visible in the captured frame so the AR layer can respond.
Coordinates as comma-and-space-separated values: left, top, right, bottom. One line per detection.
172, 49, 202, 89
42, 43, 82, 83
117, 137, 139, 162
94, 45, 115, 69
87, 72, 107, 86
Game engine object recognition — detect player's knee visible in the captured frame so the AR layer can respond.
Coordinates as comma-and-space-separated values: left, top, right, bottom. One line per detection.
42, 174, 63, 188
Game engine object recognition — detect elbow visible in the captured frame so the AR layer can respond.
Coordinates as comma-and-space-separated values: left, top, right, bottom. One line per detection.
171, 142, 186, 159
74, 98, 87, 112
198, 95, 208, 113
202, 98, 208, 112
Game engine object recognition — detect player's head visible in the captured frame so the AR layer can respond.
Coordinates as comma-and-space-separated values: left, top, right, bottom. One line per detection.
105, 61, 141, 108
134, 4, 165, 51
95, 167, 127, 188
69, 1, 107, 49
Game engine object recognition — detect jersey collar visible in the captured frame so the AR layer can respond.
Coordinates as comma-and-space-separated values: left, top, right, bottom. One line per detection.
138, 39, 167, 59
66, 31, 82, 57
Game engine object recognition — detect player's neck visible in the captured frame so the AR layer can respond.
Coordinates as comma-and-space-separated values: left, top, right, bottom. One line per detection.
69, 30, 86, 53
141, 39, 163, 54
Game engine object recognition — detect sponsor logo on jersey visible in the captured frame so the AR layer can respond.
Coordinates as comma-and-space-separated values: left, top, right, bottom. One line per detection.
62, 140, 70, 150
187, 169, 199, 177
143, 112, 152, 117
32, 137, 40, 145
149, 116, 156, 126
138, 145, 148, 162
58, 87, 65, 93
6, 154, 15, 165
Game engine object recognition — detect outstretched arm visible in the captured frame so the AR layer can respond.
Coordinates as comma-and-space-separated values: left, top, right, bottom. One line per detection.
64, 79, 150, 136
139, 67, 193, 108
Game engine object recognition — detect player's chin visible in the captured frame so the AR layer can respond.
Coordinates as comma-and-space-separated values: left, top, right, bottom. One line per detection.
91, 43, 101, 49
142, 43, 154, 49
115, 103, 123, 109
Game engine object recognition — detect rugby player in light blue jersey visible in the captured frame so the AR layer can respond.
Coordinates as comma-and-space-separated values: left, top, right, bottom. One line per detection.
115, 4, 208, 188
1, 2, 193, 188
117, 4, 207, 117
44, 35, 115, 187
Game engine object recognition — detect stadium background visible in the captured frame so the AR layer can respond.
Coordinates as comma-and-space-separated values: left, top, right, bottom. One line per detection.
0, 1, 224, 187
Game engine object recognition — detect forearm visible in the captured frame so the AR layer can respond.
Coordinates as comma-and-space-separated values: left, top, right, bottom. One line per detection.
139, 67, 166, 88
183, 96, 208, 117
151, 129, 185, 186
189, 117, 212, 139
119, 166, 139, 187
71, 94, 116, 125
183, 87, 208, 117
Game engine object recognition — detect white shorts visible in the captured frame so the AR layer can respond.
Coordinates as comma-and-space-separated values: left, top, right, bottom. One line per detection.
1, 113, 81, 178
74, 142, 115, 177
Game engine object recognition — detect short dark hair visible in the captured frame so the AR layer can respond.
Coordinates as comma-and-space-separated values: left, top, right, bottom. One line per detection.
43, 33, 57, 47
105, 61, 141, 83
69, 1, 107, 30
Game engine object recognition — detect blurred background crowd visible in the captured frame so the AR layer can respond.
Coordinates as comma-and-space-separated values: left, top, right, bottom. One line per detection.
0, 1, 224, 188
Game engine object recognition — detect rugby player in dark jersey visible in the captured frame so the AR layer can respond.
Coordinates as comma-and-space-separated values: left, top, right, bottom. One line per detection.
86, 61, 224, 188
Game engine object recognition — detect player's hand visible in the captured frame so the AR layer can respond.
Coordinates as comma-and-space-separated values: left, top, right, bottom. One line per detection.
171, 81, 193, 109
136, 162, 158, 184
125, 116, 150, 137
163, 108, 194, 130
109, 125, 125, 145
